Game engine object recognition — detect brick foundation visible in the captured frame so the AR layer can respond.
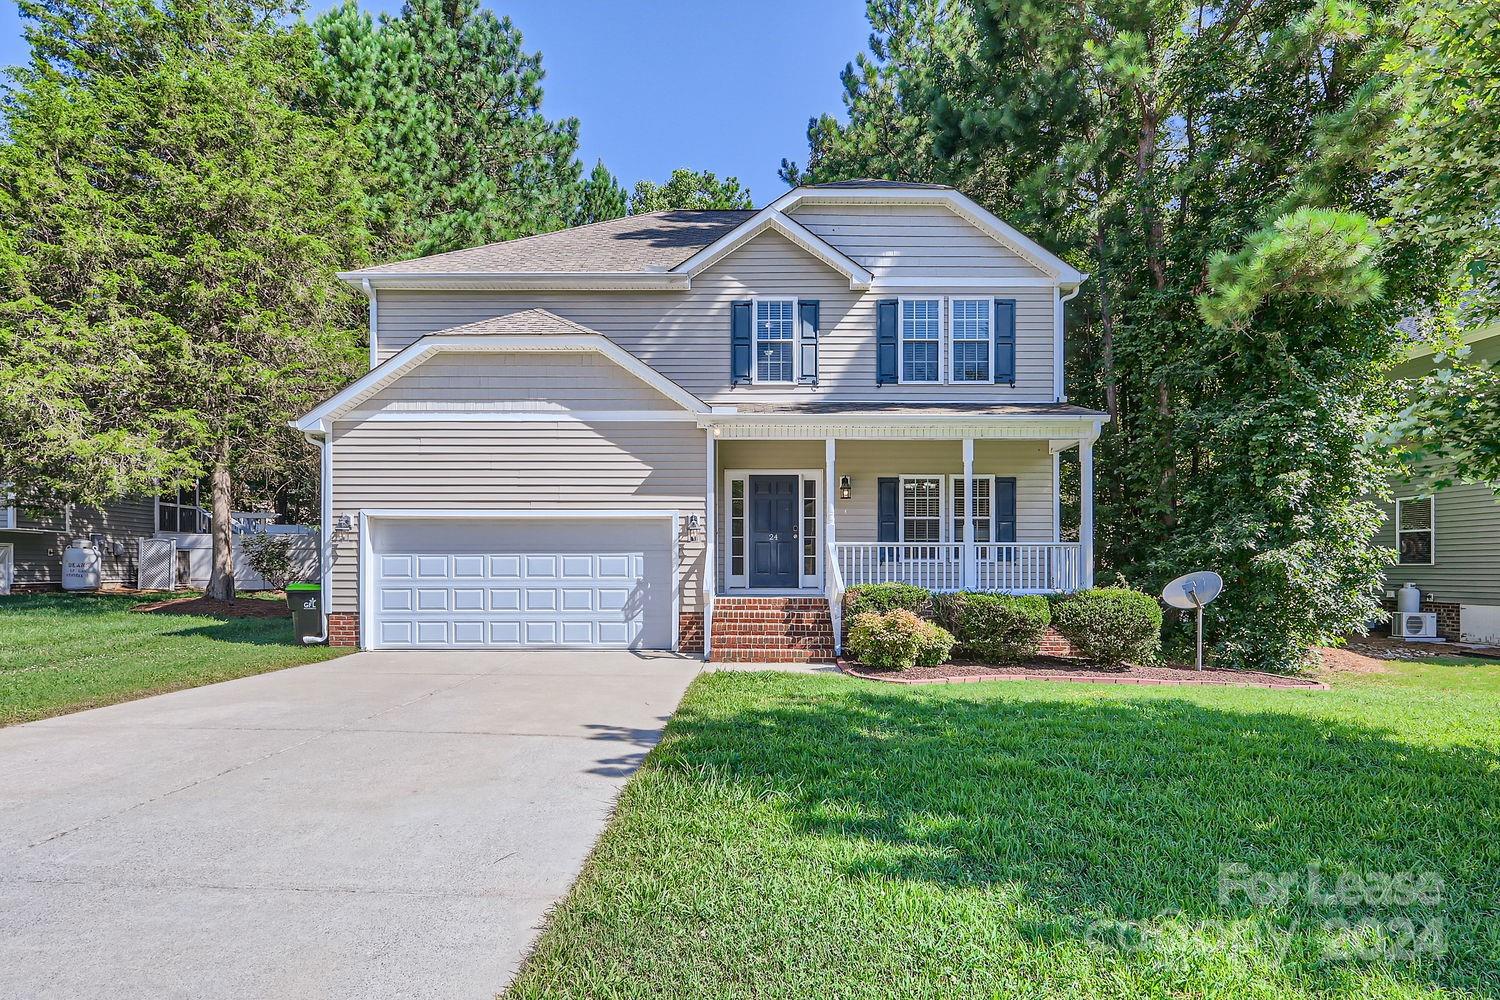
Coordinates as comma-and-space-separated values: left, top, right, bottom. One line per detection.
679, 612, 704, 654
328, 611, 360, 647
1038, 626, 1078, 658
1381, 597, 1461, 640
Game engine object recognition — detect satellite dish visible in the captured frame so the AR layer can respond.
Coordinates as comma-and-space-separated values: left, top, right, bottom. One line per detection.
1161, 571, 1224, 670
1161, 571, 1223, 610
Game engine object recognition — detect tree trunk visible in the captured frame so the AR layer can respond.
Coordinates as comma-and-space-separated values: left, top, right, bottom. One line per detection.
206, 442, 235, 601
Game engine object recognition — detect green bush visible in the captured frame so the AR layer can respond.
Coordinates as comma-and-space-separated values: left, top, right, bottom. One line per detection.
847, 609, 955, 671
1051, 588, 1164, 667
935, 592, 1051, 663
843, 583, 932, 619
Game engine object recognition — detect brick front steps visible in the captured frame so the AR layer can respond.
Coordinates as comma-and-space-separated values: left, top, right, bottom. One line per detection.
710, 596, 836, 663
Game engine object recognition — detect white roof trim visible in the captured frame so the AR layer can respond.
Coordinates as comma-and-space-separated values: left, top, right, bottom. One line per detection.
671, 209, 873, 290
769, 186, 1088, 287
337, 272, 692, 292
293, 332, 708, 431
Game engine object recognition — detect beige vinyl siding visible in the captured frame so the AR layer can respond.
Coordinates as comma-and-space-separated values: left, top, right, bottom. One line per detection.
788, 202, 1047, 282
352, 351, 683, 415
374, 229, 1058, 401
713, 439, 1055, 590
1373, 482, 1500, 604
329, 420, 706, 613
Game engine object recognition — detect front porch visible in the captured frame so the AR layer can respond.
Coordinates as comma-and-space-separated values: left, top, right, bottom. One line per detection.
697, 405, 1106, 659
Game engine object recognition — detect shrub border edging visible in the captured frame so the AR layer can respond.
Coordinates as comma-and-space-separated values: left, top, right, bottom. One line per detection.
835, 659, 1329, 691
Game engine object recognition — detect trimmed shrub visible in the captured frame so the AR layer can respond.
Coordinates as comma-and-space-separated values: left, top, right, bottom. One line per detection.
1051, 588, 1164, 667
843, 583, 932, 619
847, 609, 955, 671
936, 592, 1051, 663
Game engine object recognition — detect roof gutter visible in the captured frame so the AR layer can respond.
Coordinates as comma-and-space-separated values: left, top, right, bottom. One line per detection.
337, 271, 693, 292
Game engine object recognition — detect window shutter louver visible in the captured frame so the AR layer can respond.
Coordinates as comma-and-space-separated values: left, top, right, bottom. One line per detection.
993, 298, 1017, 385
876, 299, 899, 385
798, 300, 819, 384
995, 477, 1017, 543
730, 301, 752, 384
877, 478, 899, 542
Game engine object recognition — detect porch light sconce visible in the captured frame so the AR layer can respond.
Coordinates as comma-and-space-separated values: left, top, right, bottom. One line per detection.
332, 514, 353, 533
839, 476, 853, 500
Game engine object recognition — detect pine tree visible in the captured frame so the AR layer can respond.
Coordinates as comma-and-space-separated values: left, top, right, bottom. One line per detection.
574, 160, 628, 225
314, 0, 583, 257
0, 0, 372, 599
628, 169, 752, 213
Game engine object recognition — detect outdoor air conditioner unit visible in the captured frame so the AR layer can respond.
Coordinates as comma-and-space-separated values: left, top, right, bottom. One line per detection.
1393, 611, 1439, 641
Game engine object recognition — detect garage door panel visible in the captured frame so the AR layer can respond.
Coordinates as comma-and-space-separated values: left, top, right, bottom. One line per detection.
370, 517, 673, 650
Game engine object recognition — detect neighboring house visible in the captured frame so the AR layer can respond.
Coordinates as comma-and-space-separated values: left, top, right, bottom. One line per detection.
0, 482, 314, 594
0, 496, 156, 594
294, 181, 1108, 659
1374, 320, 1500, 643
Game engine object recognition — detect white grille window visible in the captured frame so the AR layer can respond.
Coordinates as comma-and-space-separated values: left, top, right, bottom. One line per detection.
1396, 496, 1435, 565
950, 299, 991, 382
901, 477, 943, 542
755, 299, 796, 383
951, 477, 993, 542
901, 299, 941, 382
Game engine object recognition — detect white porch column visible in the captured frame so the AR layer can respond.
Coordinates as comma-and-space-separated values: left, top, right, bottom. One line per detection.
703, 430, 716, 660
824, 438, 837, 572
962, 437, 975, 590
1079, 436, 1095, 589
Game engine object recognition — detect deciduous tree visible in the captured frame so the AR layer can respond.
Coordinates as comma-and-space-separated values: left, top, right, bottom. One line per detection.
629, 168, 752, 213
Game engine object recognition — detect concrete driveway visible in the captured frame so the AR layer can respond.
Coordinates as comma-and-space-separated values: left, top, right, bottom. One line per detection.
0, 650, 700, 1000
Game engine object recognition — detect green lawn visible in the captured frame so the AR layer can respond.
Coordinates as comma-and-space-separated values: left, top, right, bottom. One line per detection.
0, 592, 348, 725
508, 657, 1500, 999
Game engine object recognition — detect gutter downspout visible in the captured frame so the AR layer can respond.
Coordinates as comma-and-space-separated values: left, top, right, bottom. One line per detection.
362, 278, 378, 370
301, 430, 332, 644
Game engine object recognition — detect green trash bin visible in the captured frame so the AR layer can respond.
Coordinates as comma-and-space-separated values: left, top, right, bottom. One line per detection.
286, 582, 323, 643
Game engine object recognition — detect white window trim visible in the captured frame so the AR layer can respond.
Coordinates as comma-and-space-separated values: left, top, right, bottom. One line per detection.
897, 474, 947, 543
949, 298, 995, 384
721, 468, 823, 590
1395, 495, 1436, 566
751, 297, 800, 385
897, 296, 945, 385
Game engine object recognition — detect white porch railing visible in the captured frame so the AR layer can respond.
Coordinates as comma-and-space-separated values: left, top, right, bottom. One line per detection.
825, 537, 846, 655
835, 542, 1083, 593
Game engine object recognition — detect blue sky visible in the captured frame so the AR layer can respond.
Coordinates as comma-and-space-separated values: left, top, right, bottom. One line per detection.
0, 0, 871, 204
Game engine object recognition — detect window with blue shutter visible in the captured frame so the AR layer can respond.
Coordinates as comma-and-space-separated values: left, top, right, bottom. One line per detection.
875, 299, 898, 385
798, 300, 819, 384
730, 300, 752, 384
993, 298, 1017, 385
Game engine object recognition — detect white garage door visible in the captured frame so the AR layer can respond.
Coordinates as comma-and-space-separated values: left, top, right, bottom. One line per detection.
369, 517, 675, 650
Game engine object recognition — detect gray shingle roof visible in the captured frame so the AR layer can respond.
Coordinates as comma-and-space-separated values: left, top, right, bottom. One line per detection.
347, 210, 755, 276
427, 309, 600, 338
729, 401, 1106, 417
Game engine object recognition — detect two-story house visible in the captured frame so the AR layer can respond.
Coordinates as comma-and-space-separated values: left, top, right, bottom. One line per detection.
293, 181, 1108, 660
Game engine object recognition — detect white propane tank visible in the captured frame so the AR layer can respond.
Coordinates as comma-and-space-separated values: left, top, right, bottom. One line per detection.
1397, 583, 1422, 615
62, 541, 101, 591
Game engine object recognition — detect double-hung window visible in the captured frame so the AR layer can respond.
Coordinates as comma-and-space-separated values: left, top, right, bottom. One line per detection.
900, 477, 943, 542
754, 299, 796, 383
951, 476, 993, 542
949, 299, 992, 382
1396, 496, 1435, 565
900, 299, 942, 382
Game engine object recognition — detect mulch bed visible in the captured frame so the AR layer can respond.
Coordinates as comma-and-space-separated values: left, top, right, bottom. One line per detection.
838, 657, 1328, 690
131, 595, 289, 619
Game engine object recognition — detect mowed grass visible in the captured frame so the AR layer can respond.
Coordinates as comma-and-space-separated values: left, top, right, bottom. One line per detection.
0, 592, 348, 725
508, 657, 1500, 999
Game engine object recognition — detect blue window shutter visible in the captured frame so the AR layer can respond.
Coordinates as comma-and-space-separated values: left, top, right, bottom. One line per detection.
731, 301, 752, 384
877, 478, 899, 542
995, 477, 1017, 542
993, 298, 1017, 385
876, 299, 899, 385
798, 300, 819, 384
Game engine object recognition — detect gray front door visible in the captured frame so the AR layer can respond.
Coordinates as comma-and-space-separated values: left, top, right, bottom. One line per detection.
749, 475, 799, 588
